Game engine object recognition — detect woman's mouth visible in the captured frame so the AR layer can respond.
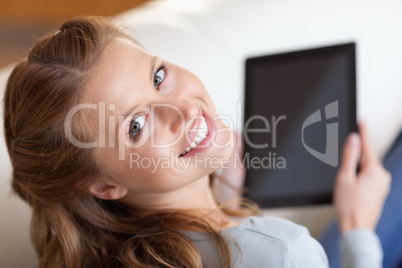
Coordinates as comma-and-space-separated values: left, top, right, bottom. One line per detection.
178, 116, 209, 157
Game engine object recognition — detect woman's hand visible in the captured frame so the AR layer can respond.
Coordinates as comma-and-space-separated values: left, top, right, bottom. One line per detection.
335, 122, 391, 233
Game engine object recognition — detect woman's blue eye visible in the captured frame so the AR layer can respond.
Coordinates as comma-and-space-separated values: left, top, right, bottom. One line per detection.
129, 115, 146, 140
154, 68, 165, 88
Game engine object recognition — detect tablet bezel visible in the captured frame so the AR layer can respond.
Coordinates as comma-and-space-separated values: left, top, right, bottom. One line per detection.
242, 43, 357, 208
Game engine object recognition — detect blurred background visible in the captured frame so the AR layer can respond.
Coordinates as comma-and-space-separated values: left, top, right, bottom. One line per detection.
0, 0, 150, 68
1, 0, 402, 267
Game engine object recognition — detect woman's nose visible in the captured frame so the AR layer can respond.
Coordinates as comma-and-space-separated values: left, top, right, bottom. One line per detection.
152, 99, 199, 133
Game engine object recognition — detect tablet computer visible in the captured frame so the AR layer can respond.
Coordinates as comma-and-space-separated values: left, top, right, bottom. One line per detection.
242, 43, 357, 208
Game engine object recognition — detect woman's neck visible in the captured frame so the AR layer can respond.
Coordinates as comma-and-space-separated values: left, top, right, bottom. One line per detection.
120, 174, 238, 230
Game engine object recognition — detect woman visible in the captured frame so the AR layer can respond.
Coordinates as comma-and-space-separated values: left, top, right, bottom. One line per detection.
3, 16, 391, 267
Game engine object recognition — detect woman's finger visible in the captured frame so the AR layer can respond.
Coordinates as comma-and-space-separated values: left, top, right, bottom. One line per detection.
338, 132, 361, 181
359, 122, 380, 168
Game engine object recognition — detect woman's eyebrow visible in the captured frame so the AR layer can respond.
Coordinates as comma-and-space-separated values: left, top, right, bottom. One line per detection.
149, 56, 158, 82
124, 104, 139, 121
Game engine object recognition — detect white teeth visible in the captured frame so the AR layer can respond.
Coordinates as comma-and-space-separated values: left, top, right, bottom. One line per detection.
200, 119, 207, 127
194, 136, 203, 143
198, 131, 207, 139
179, 116, 209, 157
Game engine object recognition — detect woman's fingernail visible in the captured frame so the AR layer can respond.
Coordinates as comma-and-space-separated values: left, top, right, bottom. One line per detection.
348, 133, 360, 146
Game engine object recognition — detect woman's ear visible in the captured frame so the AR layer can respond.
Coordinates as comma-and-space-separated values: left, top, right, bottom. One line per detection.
87, 180, 128, 200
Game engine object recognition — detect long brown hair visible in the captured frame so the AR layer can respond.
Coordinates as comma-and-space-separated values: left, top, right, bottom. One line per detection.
3, 17, 259, 267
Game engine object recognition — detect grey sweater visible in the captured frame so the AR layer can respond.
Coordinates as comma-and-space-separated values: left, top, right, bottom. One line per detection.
182, 216, 382, 267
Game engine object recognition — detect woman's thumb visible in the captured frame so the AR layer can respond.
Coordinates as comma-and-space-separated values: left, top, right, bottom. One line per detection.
339, 133, 361, 178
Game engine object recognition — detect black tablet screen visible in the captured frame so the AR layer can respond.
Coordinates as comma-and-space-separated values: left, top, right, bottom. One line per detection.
243, 43, 357, 207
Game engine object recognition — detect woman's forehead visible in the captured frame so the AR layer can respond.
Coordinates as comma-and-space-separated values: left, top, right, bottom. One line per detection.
105, 37, 151, 61
79, 37, 160, 141
84, 38, 153, 103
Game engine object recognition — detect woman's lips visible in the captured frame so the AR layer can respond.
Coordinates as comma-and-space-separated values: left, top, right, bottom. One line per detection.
178, 109, 216, 158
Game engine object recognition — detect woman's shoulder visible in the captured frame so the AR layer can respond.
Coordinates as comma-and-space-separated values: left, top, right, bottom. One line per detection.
239, 216, 311, 245
186, 216, 329, 267
185, 216, 311, 244
234, 216, 328, 267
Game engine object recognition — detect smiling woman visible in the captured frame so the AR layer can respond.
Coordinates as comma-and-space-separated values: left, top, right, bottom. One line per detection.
83, 37, 234, 207
3, 16, 391, 268
2, 16, 252, 268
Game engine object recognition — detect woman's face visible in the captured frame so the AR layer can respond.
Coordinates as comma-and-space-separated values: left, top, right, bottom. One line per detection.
82, 38, 234, 198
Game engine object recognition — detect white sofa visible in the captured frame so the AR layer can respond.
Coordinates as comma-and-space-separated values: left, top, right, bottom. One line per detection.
2, 0, 402, 266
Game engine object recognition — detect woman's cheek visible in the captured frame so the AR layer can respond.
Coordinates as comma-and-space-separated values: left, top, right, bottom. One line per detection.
212, 120, 234, 153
